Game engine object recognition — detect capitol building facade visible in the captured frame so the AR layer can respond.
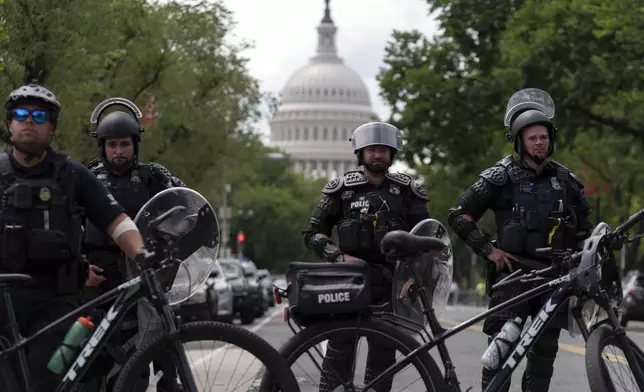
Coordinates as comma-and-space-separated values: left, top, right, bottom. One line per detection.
269, 1, 378, 180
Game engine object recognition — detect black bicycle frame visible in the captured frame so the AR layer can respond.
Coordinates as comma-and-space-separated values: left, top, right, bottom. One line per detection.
0, 267, 194, 392
363, 272, 576, 391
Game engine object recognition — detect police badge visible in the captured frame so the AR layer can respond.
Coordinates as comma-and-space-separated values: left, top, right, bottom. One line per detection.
389, 184, 400, 195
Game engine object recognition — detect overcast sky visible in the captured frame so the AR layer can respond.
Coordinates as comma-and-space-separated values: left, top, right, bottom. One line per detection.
222, 0, 439, 144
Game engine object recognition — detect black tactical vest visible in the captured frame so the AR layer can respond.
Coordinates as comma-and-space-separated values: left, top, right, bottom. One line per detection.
84, 162, 153, 249
325, 171, 412, 264
492, 157, 579, 259
0, 151, 84, 283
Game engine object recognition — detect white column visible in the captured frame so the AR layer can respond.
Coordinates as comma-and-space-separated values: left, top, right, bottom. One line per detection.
330, 161, 336, 178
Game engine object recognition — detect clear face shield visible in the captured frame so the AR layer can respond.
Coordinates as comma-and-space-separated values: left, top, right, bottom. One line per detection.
350, 123, 404, 152
126, 187, 220, 306
503, 88, 556, 127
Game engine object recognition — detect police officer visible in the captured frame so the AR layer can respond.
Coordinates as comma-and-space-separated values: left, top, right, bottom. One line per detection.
447, 88, 592, 392
303, 121, 430, 392
84, 97, 186, 294
82, 97, 186, 391
0, 82, 148, 392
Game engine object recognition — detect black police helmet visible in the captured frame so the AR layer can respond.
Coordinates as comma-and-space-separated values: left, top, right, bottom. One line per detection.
92, 111, 142, 143
507, 109, 556, 157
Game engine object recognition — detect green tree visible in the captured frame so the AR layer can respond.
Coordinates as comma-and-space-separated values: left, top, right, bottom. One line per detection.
224, 139, 327, 272
378, 0, 644, 282
0, 0, 260, 190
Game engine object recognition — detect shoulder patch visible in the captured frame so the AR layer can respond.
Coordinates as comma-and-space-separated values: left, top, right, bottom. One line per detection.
479, 165, 508, 186
411, 180, 429, 201
322, 177, 343, 194
385, 172, 412, 186
343, 171, 368, 187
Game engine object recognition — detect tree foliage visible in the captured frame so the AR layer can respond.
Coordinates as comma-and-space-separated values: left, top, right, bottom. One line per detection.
0, 0, 326, 271
226, 139, 327, 271
378, 0, 644, 285
0, 0, 260, 187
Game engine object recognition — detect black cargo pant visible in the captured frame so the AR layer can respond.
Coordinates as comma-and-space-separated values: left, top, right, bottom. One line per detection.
319, 264, 396, 392
7, 287, 80, 392
481, 273, 566, 392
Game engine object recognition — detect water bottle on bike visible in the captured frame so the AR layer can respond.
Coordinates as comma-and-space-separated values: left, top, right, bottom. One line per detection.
481, 317, 522, 370
47, 316, 96, 375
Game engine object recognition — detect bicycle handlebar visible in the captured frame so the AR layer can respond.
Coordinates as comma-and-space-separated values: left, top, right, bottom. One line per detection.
615, 208, 644, 235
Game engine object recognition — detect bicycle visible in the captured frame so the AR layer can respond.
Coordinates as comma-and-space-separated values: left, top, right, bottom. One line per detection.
0, 187, 300, 392
260, 211, 644, 392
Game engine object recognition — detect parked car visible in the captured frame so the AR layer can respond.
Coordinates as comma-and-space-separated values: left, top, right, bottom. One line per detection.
176, 277, 218, 322
620, 270, 644, 327
207, 261, 234, 323
257, 269, 275, 307
240, 260, 269, 316
219, 258, 258, 325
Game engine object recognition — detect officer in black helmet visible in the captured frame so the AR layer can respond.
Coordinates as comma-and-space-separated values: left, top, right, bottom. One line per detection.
447, 88, 592, 391
303, 121, 430, 392
0, 83, 148, 391
82, 97, 186, 390
84, 97, 186, 293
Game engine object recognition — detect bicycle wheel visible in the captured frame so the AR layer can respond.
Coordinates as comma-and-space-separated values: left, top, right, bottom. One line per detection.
258, 317, 445, 392
112, 321, 300, 392
585, 324, 644, 391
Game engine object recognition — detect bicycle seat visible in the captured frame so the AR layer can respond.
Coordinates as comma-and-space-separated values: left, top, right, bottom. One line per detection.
380, 230, 445, 255
0, 273, 34, 285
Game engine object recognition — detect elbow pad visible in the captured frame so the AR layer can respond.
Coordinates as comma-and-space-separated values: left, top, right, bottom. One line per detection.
448, 208, 493, 257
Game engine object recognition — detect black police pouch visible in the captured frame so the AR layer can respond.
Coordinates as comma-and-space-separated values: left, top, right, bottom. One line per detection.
285, 260, 372, 326
337, 220, 361, 253
358, 226, 373, 248
2, 225, 27, 272
500, 219, 527, 254
11, 184, 32, 209
28, 229, 71, 260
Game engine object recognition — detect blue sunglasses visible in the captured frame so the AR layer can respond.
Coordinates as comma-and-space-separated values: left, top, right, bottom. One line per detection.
12, 108, 49, 125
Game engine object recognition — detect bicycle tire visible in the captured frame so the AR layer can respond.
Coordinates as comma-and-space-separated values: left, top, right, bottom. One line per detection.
258, 317, 445, 392
585, 324, 644, 392
112, 321, 300, 392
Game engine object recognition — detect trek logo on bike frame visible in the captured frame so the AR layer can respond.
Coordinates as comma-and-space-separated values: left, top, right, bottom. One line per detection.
503, 274, 570, 370
61, 305, 119, 382
61, 276, 142, 382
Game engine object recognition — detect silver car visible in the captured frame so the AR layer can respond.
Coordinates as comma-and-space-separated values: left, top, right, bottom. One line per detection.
207, 261, 234, 323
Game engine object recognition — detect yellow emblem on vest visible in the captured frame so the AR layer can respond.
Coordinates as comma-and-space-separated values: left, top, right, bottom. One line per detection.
39, 187, 51, 202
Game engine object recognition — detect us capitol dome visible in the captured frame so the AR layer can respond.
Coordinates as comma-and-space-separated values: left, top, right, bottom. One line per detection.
269, 0, 379, 179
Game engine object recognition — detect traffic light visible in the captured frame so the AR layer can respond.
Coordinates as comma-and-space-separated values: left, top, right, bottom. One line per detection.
237, 232, 245, 244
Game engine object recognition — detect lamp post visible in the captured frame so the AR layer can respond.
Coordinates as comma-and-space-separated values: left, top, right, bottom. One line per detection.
219, 183, 232, 259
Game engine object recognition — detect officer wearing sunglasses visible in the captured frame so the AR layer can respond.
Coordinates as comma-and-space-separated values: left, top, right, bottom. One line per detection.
0, 82, 150, 392
82, 97, 186, 391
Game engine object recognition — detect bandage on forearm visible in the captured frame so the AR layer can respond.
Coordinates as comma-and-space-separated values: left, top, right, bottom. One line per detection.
110, 217, 139, 241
